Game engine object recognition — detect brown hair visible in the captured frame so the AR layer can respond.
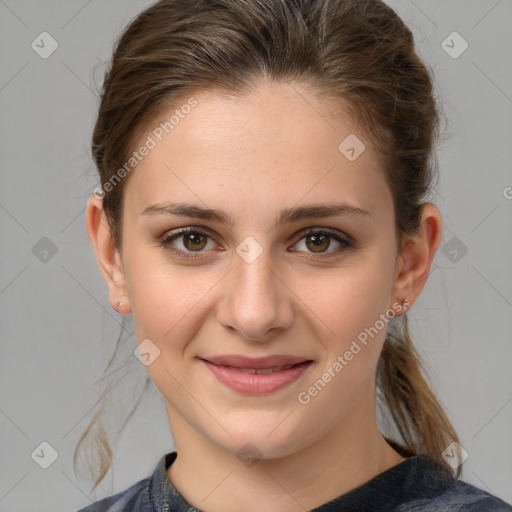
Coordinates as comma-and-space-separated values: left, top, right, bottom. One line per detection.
76, 0, 461, 492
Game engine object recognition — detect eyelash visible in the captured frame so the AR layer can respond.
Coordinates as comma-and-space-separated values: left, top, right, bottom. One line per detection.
157, 227, 354, 261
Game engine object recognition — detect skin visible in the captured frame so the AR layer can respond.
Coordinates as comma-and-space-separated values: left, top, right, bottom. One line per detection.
86, 79, 442, 512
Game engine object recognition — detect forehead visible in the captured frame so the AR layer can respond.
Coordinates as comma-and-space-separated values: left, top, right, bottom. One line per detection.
123, 81, 391, 221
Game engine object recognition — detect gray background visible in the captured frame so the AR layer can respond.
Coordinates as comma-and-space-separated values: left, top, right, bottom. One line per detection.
1, 0, 511, 510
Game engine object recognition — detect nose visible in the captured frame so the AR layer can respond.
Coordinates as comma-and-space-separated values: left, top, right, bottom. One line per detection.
216, 246, 294, 342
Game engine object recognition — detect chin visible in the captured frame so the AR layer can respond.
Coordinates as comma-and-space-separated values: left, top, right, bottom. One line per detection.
208, 416, 312, 462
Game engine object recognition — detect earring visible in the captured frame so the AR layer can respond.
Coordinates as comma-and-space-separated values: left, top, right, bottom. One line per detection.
117, 301, 123, 308
402, 298, 409, 312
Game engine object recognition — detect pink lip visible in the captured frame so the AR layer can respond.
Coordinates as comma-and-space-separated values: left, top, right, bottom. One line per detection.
202, 354, 310, 368
199, 355, 313, 394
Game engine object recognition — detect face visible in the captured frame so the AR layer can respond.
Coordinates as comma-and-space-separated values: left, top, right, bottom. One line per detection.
112, 80, 404, 459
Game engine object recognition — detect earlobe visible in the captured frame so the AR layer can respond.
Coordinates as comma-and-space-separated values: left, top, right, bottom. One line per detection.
390, 203, 442, 314
85, 194, 131, 314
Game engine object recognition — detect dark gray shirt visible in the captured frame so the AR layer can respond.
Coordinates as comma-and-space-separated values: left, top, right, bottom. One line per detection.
76, 451, 512, 511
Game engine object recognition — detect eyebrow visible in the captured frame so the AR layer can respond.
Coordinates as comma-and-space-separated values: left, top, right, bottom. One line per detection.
140, 201, 372, 226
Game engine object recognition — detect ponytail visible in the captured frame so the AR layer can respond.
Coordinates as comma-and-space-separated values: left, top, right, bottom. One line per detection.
377, 314, 462, 479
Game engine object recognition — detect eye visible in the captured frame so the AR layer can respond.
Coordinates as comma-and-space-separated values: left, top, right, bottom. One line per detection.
159, 227, 218, 260
158, 227, 354, 260
290, 228, 354, 258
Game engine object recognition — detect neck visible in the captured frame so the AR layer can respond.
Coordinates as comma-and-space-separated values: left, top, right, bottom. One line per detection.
166, 386, 405, 512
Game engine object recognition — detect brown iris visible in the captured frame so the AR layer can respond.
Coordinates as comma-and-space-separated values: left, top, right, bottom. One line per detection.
183, 232, 208, 251
305, 233, 331, 253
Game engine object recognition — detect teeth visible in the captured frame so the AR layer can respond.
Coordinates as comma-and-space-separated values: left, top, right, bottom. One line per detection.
220, 363, 296, 374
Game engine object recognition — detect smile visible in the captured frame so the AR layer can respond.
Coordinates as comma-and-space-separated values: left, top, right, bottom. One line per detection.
216, 363, 297, 374
199, 356, 313, 394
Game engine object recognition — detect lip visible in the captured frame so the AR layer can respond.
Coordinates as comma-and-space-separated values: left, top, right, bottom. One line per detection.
202, 354, 310, 369
199, 355, 313, 394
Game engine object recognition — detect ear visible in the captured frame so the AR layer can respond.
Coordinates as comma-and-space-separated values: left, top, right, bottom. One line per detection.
85, 193, 131, 314
390, 203, 442, 315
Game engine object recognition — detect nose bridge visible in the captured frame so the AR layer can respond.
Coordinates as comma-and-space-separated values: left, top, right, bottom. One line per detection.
233, 239, 277, 313
235, 244, 274, 300
218, 237, 292, 340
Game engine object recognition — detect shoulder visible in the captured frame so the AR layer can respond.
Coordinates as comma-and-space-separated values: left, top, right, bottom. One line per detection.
74, 451, 175, 512
397, 478, 512, 511
74, 476, 150, 512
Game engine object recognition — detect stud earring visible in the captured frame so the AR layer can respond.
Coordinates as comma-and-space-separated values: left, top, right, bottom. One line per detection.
117, 301, 123, 308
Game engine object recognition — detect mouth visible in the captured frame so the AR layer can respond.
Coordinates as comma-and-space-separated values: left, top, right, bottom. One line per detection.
211, 363, 301, 375
199, 355, 313, 394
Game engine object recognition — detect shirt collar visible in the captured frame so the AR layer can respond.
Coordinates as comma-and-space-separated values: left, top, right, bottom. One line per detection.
148, 451, 455, 511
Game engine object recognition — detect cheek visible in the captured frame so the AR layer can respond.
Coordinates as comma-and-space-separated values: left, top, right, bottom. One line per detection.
122, 246, 175, 336
305, 263, 394, 399
314, 260, 392, 338
295, 262, 393, 417
124, 247, 217, 346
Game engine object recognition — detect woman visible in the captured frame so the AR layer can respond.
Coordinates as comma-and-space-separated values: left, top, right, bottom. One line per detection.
75, 0, 511, 510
